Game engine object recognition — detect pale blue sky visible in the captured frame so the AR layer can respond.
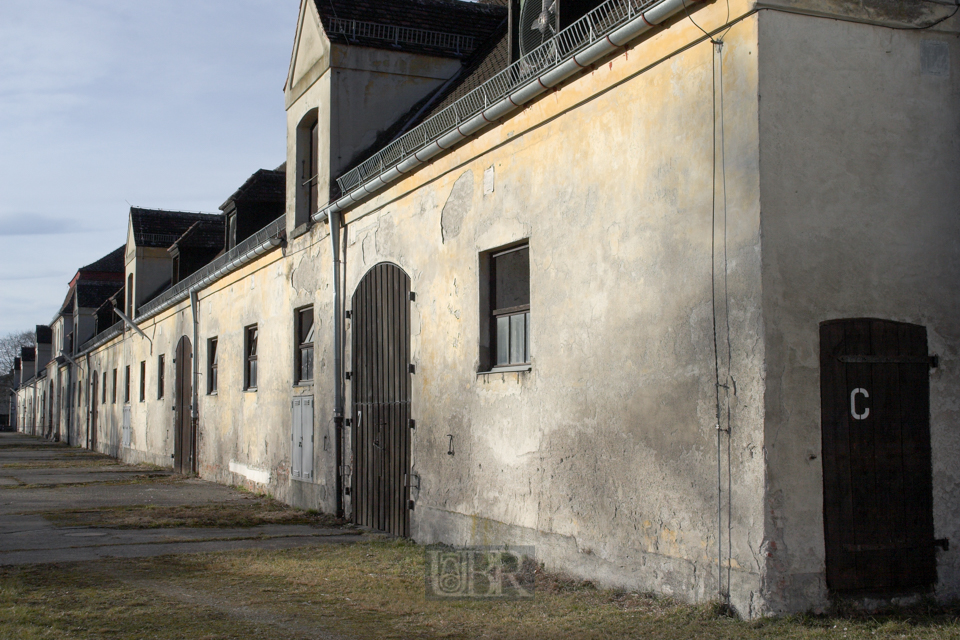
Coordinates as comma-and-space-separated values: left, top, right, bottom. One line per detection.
0, 0, 301, 335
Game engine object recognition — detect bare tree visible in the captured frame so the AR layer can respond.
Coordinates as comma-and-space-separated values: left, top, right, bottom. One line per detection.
0, 330, 36, 375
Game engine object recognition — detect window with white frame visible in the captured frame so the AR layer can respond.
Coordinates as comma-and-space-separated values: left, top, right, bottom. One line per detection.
480, 243, 531, 370
296, 307, 314, 384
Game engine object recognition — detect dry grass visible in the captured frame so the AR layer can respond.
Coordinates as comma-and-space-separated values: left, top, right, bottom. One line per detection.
1, 457, 122, 469
2, 540, 960, 640
0, 473, 181, 491
36, 496, 347, 529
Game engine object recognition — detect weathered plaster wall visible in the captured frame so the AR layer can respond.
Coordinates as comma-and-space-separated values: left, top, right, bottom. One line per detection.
80, 240, 337, 511
758, 9, 960, 613
326, 3, 767, 615
329, 46, 462, 176
286, 62, 331, 232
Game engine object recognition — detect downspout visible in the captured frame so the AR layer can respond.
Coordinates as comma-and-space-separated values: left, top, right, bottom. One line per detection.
59, 350, 82, 447
184, 235, 283, 462
329, 209, 345, 519
190, 289, 200, 431
112, 304, 154, 352
85, 352, 92, 449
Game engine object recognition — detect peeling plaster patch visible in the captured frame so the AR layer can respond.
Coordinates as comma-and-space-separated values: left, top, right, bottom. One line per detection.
375, 213, 400, 258
441, 170, 474, 243
361, 233, 375, 265
229, 460, 270, 485
416, 188, 437, 218
558, 182, 599, 228
291, 254, 318, 293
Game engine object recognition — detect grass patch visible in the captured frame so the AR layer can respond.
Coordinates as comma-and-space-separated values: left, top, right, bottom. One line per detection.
1, 473, 181, 491
3, 541, 960, 639
36, 497, 347, 529
1, 457, 122, 469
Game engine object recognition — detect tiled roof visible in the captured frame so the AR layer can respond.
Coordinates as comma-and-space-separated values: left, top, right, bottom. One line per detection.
220, 169, 286, 210
419, 24, 509, 120
79, 246, 125, 274
77, 282, 128, 310
58, 289, 76, 316
95, 288, 124, 317
316, 0, 506, 57
130, 208, 221, 249
170, 219, 225, 251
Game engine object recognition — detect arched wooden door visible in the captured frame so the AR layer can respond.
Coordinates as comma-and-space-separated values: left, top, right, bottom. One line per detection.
351, 263, 412, 537
90, 374, 98, 451
820, 318, 936, 594
174, 336, 195, 474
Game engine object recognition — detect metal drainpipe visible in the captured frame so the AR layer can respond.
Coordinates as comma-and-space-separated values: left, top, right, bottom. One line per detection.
184, 235, 283, 467
329, 209, 345, 519
190, 288, 200, 432
85, 352, 92, 449
59, 350, 83, 447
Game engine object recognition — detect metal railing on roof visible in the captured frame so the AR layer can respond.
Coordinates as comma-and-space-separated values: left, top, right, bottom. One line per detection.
326, 17, 477, 55
134, 216, 286, 321
75, 216, 285, 355
336, 0, 659, 195
139, 233, 187, 246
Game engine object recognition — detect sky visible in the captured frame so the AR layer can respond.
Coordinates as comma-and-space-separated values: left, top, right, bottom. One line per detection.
0, 0, 301, 335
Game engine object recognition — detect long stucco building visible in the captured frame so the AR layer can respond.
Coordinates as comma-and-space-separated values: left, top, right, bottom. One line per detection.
12, 0, 960, 617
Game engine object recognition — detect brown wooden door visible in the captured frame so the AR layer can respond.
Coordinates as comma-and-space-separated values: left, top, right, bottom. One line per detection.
90, 374, 98, 451
820, 318, 935, 593
174, 336, 195, 474
351, 263, 412, 537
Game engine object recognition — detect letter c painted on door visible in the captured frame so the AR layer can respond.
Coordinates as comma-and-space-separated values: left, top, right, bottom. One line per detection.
850, 388, 870, 420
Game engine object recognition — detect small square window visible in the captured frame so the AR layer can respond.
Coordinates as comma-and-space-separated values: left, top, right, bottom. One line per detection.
208, 338, 218, 394
244, 325, 258, 390
296, 307, 314, 384
480, 243, 531, 370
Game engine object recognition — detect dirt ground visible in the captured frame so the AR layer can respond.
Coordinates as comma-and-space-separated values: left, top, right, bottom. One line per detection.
2, 433, 959, 640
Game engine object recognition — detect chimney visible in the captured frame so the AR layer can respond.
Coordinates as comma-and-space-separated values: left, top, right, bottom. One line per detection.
21, 347, 35, 382
35, 325, 53, 370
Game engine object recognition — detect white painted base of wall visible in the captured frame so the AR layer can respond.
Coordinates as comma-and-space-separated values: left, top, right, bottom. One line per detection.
228, 460, 270, 485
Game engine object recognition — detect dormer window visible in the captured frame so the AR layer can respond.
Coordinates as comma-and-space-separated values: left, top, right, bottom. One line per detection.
126, 274, 134, 317
307, 120, 319, 215
227, 212, 237, 250
295, 110, 320, 227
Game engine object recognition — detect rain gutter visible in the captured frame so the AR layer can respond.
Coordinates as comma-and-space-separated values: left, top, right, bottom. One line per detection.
312, 0, 697, 225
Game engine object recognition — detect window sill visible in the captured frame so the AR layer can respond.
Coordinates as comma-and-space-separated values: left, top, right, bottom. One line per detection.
477, 364, 532, 375
207, 391, 218, 396
291, 475, 315, 484
294, 381, 314, 388
244, 388, 258, 393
